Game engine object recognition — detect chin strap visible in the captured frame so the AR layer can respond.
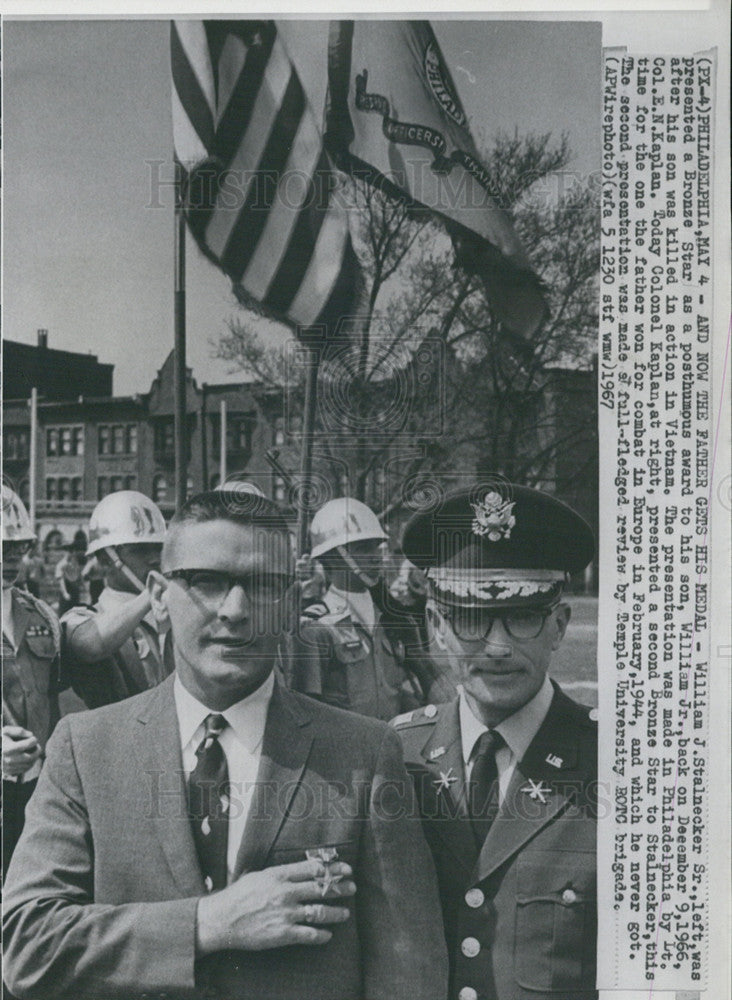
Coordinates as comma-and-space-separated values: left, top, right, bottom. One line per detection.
335, 544, 380, 589
105, 546, 146, 594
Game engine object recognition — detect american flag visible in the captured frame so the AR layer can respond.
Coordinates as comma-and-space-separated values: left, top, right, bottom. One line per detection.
171, 20, 359, 332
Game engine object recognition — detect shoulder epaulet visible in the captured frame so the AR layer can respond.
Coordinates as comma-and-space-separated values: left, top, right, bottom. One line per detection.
390, 703, 441, 729
300, 601, 330, 621
301, 603, 352, 626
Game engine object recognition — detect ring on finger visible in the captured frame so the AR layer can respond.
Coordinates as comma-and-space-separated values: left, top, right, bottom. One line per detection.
303, 904, 318, 924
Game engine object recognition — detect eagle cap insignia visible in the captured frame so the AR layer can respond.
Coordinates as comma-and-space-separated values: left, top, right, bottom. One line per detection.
470, 492, 516, 541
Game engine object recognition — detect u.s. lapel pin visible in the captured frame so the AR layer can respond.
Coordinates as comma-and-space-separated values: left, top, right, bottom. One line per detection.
433, 768, 457, 794
521, 778, 551, 804
428, 745, 446, 760
545, 753, 563, 769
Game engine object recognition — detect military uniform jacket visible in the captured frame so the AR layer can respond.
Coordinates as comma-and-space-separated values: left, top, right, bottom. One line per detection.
393, 684, 598, 1000
294, 587, 422, 721
2, 588, 64, 752
62, 589, 174, 708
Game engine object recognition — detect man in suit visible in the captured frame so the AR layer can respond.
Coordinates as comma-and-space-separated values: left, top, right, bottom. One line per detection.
392, 482, 598, 1000
4, 490, 448, 1000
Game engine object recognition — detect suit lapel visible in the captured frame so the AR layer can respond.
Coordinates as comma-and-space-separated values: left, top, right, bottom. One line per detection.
419, 701, 478, 876
132, 676, 205, 897
233, 684, 314, 877
473, 690, 581, 883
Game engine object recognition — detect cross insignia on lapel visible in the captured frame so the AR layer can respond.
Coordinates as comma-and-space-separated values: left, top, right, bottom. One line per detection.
520, 778, 551, 803
433, 768, 458, 794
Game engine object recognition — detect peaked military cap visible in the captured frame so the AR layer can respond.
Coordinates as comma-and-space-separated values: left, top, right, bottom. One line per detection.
400, 482, 594, 610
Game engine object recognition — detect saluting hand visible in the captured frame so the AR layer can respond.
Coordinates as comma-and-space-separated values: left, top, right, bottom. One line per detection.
195, 858, 355, 954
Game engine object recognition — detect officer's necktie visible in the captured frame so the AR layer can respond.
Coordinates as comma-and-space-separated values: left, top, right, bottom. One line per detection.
188, 713, 229, 892
468, 729, 505, 847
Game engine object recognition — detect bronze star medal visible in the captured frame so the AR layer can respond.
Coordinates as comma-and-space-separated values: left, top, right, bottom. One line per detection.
305, 846, 342, 896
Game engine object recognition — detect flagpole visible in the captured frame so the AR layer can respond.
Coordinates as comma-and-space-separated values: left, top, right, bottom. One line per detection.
297, 340, 321, 556
174, 163, 188, 511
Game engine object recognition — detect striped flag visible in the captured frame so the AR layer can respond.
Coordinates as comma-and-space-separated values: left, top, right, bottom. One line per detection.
171, 20, 359, 332
326, 21, 548, 339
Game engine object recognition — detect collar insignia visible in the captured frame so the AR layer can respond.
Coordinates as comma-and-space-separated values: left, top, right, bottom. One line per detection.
521, 779, 551, 804
433, 768, 458, 794
428, 745, 446, 760
545, 753, 563, 768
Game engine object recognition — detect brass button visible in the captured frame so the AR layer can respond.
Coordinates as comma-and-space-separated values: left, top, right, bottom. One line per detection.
561, 888, 578, 905
458, 988, 478, 1000
461, 937, 481, 958
465, 888, 485, 908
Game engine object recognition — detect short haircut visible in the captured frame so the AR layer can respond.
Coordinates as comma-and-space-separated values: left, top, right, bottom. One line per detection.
163, 490, 292, 568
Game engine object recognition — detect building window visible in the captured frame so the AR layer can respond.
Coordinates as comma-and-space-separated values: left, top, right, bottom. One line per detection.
112, 425, 125, 454
98, 426, 111, 455
72, 427, 84, 456
60, 428, 72, 455
97, 476, 109, 500
47, 429, 59, 457
153, 474, 168, 503
125, 475, 137, 491
127, 425, 138, 454
58, 477, 71, 501
154, 421, 175, 457
72, 477, 83, 501
46, 478, 58, 500
110, 475, 124, 493
273, 476, 286, 502
4, 430, 29, 460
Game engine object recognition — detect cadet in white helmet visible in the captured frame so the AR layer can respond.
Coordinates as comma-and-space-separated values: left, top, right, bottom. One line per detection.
2, 485, 66, 875
292, 497, 431, 721
62, 491, 171, 708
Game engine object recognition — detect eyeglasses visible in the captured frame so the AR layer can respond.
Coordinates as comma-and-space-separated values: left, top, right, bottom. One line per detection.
438, 603, 558, 642
163, 569, 290, 606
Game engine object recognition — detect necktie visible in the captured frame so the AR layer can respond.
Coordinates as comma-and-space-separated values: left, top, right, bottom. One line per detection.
468, 729, 505, 847
188, 713, 229, 891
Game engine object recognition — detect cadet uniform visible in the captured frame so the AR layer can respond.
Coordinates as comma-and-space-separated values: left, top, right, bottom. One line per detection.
296, 584, 423, 721
2, 587, 65, 873
63, 590, 173, 709
61, 490, 172, 709
394, 482, 598, 1000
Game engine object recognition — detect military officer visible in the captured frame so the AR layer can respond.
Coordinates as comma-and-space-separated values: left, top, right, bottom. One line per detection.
292, 497, 437, 721
62, 491, 172, 708
2, 485, 65, 875
393, 482, 598, 1000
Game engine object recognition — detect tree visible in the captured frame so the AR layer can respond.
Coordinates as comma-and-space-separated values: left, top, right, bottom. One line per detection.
214, 131, 599, 528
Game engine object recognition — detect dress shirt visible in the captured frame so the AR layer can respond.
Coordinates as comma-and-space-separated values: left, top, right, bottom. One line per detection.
174, 670, 274, 882
459, 673, 554, 803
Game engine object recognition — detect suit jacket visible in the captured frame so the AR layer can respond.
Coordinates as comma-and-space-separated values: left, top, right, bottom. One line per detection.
393, 684, 598, 1000
3, 676, 448, 1000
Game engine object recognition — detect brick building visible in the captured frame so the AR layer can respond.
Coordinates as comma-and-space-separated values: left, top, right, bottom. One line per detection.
3, 335, 597, 589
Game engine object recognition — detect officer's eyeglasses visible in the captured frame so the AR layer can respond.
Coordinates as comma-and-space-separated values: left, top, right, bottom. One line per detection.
163, 569, 290, 607
440, 603, 559, 642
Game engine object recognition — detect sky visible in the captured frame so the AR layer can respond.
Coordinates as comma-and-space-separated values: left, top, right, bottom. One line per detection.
2, 18, 600, 395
